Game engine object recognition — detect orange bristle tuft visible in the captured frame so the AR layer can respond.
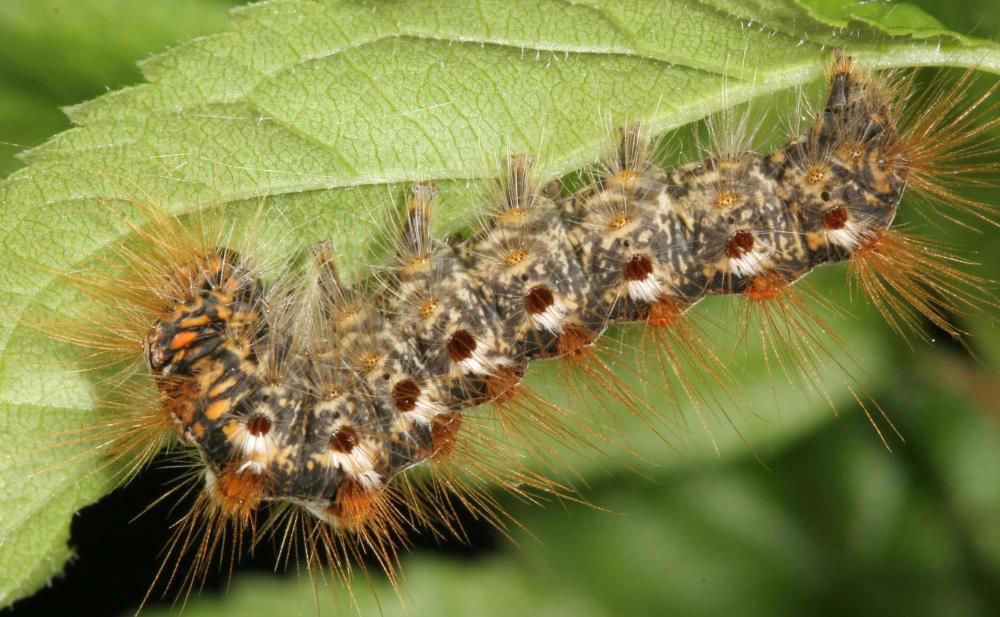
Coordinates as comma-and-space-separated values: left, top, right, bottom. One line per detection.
850, 228, 996, 342
740, 273, 899, 449
640, 298, 752, 456
887, 69, 1000, 226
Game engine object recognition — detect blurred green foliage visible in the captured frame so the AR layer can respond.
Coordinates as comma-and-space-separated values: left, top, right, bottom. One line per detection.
1, 1, 999, 616
0, 0, 237, 177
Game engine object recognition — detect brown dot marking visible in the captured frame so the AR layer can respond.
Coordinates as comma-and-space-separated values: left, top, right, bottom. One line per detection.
505, 249, 527, 267
609, 214, 630, 230
392, 379, 421, 412
623, 255, 653, 282
726, 230, 755, 258
447, 329, 477, 362
330, 426, 359, 453
715, 192, 740, 209
418, 298, 439, 319
430, 413, 462, 460
822, 206, 849, 230
246, 413, 271, 437
328, 478, 376, 529
806, 165, 827, 184
524, 285, 555, 315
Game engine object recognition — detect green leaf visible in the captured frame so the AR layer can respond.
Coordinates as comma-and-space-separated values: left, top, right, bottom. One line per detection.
795, 0, 960, 39
1, 0, 998, 607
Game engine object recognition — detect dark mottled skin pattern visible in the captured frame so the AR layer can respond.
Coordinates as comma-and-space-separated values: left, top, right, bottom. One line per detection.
143, 58, 905, 517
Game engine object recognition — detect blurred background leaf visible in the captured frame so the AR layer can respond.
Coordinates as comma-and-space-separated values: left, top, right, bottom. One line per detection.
0, 0, 236, 178
0, 0, 998, 616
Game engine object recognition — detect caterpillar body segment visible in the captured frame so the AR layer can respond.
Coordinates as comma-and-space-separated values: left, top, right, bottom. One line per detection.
141, 54, 906, 517
172, 53, 892, 506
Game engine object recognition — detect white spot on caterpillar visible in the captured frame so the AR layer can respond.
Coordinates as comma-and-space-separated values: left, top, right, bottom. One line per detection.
237, 430, 273, 460
531, 297, 569, 333
355, 470, 383, 491
329, 439, 380, 483
227, 418, 276, 472
405, 392, 446, 425
459, 351, 491, 375
827, 220, 864, 251
236, 460, 265, 475
627, 277, 663, 303
457, 342, 507, 376
729, 249, 773, 278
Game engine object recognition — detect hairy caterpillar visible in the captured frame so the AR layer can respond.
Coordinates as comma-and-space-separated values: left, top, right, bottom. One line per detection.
3, 2, 1000, 613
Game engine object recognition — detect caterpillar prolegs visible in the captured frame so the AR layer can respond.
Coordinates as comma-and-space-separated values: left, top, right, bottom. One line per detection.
24, 51, 1000, 603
